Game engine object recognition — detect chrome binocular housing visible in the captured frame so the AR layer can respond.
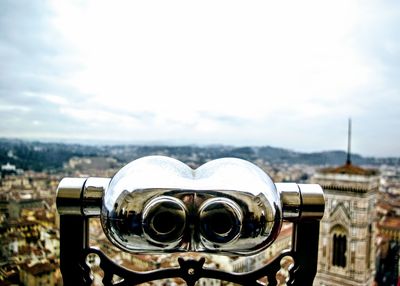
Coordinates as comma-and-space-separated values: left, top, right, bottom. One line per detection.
57, 156, 324, 256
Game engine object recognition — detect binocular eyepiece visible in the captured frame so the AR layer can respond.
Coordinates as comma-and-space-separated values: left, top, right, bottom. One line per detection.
198, 198, 242, 245
142, 196, 187, 245
57, 156, 324, 255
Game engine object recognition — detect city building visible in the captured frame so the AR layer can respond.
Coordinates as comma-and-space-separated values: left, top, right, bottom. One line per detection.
312, 120, 380, 285
312, 161, 379, 285
19, 261, 57, 286
1, 140, 400, 285
1, 163, 16, 177
375, 216, 400, 285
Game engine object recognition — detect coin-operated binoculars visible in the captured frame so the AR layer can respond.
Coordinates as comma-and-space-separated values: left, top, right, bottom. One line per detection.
57, 156, 324, 286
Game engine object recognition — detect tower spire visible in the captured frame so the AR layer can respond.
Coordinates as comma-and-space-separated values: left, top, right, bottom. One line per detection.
346, 118, 352, 165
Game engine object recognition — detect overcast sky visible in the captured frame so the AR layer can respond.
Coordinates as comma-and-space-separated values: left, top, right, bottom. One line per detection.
0, 1, 399, 157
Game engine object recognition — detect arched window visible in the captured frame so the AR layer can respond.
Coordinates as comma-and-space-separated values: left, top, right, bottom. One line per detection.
366, 224, 372, 268
331, 226, 347, 268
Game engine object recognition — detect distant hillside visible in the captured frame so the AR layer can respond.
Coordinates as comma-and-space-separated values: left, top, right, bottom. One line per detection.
0, 138, 398, 172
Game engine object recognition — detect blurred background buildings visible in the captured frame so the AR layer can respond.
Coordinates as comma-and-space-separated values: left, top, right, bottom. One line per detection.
0, 1, 399, 285
0, 138, 399, 285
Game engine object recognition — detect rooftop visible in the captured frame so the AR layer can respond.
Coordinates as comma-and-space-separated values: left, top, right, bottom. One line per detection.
320, 163, 378, 176
379, 216, 400, 230
20, 262, 56, 276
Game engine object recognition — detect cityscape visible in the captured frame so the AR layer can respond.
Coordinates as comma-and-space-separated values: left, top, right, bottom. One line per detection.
0, 139, 398, 285
1, 1, 399, 285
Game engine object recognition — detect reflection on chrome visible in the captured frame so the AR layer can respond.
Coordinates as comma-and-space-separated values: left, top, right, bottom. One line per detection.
101, 156, 282, 255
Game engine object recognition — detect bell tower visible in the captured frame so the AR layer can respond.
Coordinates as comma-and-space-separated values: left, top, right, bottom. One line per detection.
312, 119, 379, 285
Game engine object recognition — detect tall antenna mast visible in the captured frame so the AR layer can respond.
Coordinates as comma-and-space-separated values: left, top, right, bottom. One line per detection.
346, 118, 352, 165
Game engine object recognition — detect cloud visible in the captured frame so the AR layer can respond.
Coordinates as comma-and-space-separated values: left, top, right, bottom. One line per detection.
0, 1, 399, 156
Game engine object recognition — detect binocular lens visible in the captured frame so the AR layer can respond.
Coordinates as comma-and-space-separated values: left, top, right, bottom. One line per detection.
142, 196, 187, 245
199, 198, 242, 245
